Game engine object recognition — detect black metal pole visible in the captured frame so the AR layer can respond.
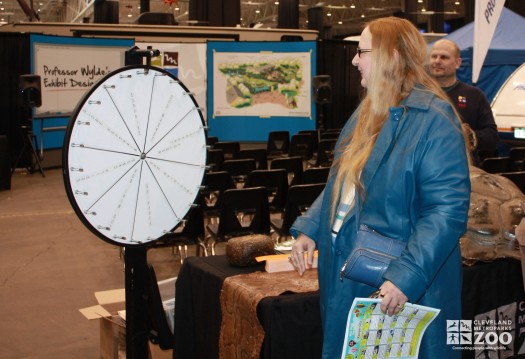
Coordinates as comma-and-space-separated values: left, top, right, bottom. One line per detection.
121, 47, 161, 358
124, 246, 149, 359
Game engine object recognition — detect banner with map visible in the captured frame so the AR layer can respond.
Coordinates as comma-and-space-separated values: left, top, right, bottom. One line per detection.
212, 51, 311, 117
207, 41, 316, 142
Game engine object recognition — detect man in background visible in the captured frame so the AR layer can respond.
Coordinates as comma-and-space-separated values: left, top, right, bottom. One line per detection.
429, 39, 499, 165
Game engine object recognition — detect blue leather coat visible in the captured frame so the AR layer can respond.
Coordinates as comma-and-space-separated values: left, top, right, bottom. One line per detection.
291, 86, 470, 359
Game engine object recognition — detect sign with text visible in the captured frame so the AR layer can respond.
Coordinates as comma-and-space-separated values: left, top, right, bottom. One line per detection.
137, 42, 207, 122
31, 35, 133, 117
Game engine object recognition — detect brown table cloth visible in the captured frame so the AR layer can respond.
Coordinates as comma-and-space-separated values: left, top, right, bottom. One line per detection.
219, 269, 318, 359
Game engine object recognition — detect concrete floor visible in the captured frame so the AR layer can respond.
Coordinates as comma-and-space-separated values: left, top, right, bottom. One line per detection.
0, 168, 209, 358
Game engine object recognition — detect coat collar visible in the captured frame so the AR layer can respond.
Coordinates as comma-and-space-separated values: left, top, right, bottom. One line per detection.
402, 85, 433, 110
360, 87, 435, 192
336, 87, 434, 227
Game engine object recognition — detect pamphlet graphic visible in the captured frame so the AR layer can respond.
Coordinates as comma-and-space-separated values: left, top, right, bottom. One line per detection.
341, 298, 439, 359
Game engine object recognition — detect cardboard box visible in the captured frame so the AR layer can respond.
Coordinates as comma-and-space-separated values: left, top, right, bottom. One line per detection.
99, 315, 172, 359
79, 278, 176, 359
100, 315, 126, 359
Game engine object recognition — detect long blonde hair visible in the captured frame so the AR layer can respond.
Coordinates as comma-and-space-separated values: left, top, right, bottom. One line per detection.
331, 17, 453, 217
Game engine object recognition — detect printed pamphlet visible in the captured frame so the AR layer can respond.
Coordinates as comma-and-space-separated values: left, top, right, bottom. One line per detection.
341, 298, 440, 359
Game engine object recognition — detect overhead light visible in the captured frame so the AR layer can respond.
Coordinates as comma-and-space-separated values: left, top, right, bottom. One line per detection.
361, 13, 365, 18
421, 8, 426, 12
274, 1, 279, 4
455, 1, 460, 4
255, 9, 260, 14
326, 12, 331, 16
338, 21, 342, 24
175, 6, 179, 10
350, 4, 355, 9
127, 13, 132, 17
418, 0, 423, 2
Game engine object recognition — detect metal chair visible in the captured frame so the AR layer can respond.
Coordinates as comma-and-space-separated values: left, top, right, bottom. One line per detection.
206, 148, 224, 172
245, 168, 289, 213
270, 156, 304, 186
151, 205, 208, 260
477, 149, 498, 163
309, 138, 337, 168
289, 133, 314, 160
481, 157, 511, 174
236, 148, 268, 170
206, 186, 271, 255
508, 147, 525, 172
270, 183, 324, 241
299, 129, 320, 153
222, 158, 257, 186
302, 167, 330, 184
206, 136, 219, 147
198, 171, 235, 222
499, 171, 525, 193
267, 131, 290, 158
213, 141, 240, 160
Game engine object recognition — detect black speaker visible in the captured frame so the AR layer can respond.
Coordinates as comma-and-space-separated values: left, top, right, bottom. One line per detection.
307, 7, 323, 32
94, 0, 119, 24
313, 75, 332, 104
277, 0, 299, 29
19, 75, 42, 108
308, 6, 331, 39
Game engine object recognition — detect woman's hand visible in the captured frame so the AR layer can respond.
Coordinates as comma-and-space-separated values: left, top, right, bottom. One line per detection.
378, 281, 408, 316
290, 233, 316, 276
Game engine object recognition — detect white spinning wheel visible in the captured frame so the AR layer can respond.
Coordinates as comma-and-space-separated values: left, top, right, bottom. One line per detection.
63, 65, 207, 246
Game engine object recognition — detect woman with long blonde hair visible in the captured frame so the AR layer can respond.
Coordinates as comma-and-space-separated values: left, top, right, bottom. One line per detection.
289, 17, 469, 358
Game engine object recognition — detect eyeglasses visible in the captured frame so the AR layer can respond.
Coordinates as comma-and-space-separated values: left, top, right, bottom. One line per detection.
356, 48, 373, 58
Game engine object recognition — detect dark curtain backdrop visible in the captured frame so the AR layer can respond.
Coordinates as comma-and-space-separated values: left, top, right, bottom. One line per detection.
316, 39, 361, 131
0, 33, 31, 168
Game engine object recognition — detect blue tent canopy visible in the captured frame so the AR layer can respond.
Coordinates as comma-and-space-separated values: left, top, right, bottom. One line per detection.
440, 7, 525, 102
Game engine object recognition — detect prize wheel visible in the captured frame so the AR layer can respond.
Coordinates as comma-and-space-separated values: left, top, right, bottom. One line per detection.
63, 65, 207, 246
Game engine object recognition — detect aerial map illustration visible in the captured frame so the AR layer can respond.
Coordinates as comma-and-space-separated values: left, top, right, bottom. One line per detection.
212, 51, 311, 118
218, 57, 303, 109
